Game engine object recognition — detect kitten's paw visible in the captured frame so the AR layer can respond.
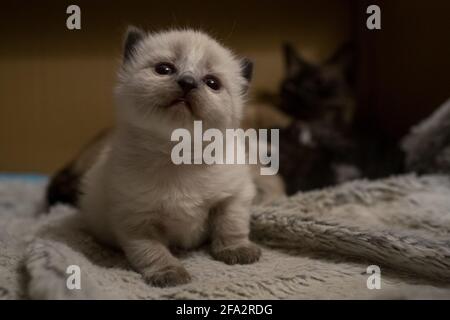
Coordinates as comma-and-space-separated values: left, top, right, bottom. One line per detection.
143, 265, 191, 287
212, 243, 261, 265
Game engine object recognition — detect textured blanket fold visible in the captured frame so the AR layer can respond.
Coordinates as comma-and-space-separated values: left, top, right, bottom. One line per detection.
251, 175, 450, 282
1, 174, 450, 299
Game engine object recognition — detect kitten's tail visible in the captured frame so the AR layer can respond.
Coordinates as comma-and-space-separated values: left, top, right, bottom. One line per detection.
45, 128, 112, 211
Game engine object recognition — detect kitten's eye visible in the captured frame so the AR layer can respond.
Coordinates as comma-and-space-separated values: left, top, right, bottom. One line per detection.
154, 63, 176, 75
203, 75, 221, 91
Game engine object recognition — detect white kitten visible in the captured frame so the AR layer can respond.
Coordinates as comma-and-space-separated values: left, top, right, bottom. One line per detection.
80, 27, 261, 287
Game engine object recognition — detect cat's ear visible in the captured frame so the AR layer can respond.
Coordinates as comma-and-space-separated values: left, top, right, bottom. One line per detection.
283, 43, 307, 77
240, 58, 253, 93
123, 26, 146, 63
326, 42, 354, 83
241, 58, 253, 82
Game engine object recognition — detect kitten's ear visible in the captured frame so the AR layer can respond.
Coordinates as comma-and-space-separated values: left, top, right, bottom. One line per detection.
326, 42, 355, 83
241, 58, 253, 82
123, 26, 146, 63
283, 43, 307, 76
240, 58, 253, 93
327, 42, 353, 68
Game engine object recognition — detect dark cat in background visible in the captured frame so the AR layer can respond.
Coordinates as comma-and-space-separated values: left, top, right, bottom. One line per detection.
278, 43, 404, 194
280, 43, 355, 128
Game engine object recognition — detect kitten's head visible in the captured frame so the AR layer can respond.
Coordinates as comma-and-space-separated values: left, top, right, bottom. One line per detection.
115, 27, 252, 133
279, 43, 354, 126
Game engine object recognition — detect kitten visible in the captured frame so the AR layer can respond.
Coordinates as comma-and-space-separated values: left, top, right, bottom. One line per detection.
277, 43, 358, 193
280, 43, 355, 128
278, 120, 359, 194
278, 43, 404, 194
46, 65, 290, 210
80, 27, 261, 287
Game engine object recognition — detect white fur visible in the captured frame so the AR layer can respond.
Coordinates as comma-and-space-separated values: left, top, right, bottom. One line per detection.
80, 28, 260, 287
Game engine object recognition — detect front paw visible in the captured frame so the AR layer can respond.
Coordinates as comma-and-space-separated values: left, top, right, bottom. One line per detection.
212, 243, 261, 265
143, 265, 191, 287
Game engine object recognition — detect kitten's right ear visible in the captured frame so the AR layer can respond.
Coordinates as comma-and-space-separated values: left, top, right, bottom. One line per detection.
123, 26, 146, 63
283, 43, 307, 77
241, 58, 253, 83
239, 58, 253, 94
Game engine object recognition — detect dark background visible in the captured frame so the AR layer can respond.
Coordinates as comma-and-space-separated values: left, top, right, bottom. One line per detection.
0, 0, 449, 173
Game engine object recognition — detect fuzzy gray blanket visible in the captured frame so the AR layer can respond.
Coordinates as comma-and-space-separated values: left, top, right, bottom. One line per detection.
1, 174, 450, 299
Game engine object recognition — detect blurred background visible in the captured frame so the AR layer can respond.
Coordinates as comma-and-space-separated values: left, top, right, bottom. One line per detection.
0, 0, 449, 174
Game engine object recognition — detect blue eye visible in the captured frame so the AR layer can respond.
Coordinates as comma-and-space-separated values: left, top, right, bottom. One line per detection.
155, 63, 176, 75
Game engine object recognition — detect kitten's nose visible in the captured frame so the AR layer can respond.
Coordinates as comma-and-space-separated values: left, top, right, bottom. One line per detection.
177, 75, 197, 93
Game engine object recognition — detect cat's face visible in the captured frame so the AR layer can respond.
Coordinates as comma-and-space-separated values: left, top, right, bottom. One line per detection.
279, 43, 354, 125
115, 27, 252, 134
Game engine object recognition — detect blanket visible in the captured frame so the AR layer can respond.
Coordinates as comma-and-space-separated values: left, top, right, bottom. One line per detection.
1, 174, 450, 299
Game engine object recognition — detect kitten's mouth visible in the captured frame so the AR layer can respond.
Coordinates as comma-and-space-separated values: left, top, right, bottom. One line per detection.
168, 98, 192, 111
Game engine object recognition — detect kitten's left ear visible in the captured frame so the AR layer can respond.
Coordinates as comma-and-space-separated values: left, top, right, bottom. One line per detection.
241, 58, 253, 82
123, 26, 146, 63
240, 58, 253, 93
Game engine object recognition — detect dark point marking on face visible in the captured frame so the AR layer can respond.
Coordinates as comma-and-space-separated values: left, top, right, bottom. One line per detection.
178, 74, 198, 93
